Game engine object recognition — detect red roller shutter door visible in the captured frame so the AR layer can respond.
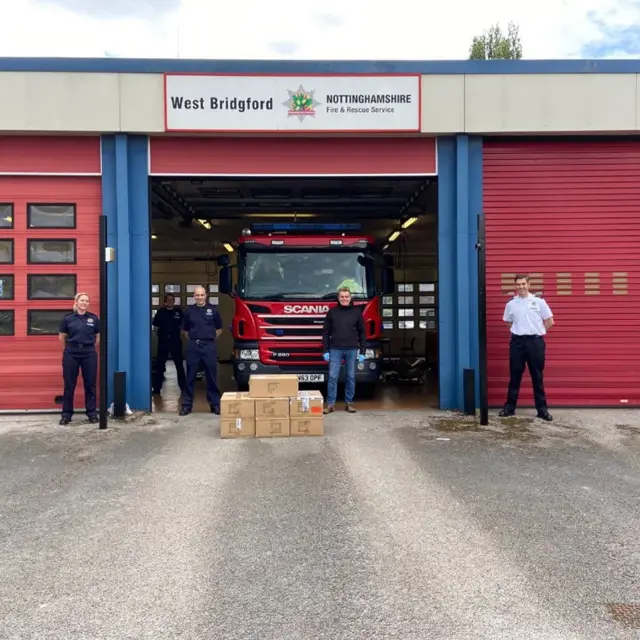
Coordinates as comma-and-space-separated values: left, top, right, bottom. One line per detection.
149, 136, 437, 175
0, 136, 102, 411
484, 140, 640, 407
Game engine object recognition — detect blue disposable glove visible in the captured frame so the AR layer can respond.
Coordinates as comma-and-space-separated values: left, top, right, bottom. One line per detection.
358, 354, 366, 363
323, 352, 330, 362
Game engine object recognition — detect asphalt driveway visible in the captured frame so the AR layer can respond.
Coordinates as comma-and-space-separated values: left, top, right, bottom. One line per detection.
0, 409, 638, 639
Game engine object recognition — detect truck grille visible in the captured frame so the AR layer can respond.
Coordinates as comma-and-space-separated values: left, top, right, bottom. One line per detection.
256, 314, 324, 364
257, 314, 324, 341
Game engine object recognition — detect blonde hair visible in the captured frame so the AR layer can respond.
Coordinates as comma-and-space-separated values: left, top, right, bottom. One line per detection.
73, 292, 90, 313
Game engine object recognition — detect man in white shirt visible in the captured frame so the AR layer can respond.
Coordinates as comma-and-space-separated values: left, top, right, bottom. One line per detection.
500, 274, 554, 421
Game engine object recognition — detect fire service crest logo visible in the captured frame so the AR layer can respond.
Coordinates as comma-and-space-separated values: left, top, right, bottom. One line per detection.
283, 85, 321, 121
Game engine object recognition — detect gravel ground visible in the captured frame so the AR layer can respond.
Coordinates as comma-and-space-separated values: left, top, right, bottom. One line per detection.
0, 408, 638, 640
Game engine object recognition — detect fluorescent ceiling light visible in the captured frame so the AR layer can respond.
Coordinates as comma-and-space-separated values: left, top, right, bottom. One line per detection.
383, 244, 389, 250
402, 217, 418, 229
223, 243, 234, 252
388, 231, 400, 243
197, 219, 211, 230
151, 234, 158, 239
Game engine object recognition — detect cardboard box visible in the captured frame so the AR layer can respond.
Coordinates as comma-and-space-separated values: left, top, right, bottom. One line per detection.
220, 392, 255, 418
220, 417, 256, 439
255, 418, 290, 438
255, 397, 290, 418
290, 390, 324, 418
249, 374, 299, 398
290, 417, 324, 437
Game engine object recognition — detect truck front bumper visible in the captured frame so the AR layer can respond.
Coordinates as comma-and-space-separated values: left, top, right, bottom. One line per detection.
232, 360, 382, 386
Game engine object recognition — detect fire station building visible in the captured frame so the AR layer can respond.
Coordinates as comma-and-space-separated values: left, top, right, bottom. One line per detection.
0, 57, 638, 414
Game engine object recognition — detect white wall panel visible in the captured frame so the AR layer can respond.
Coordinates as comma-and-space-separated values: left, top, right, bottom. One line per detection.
0, 72, 120, 132
420, 75, 464, 133
464, 74, 638, 133
119, 73, 165, 133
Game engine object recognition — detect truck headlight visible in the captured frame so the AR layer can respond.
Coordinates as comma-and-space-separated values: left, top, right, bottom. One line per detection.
365, 349, 378, 359
238, 349, 259, 360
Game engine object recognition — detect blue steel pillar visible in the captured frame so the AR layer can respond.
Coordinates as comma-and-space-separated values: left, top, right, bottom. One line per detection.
437, 135, 483, 410
101, 134, 151, 411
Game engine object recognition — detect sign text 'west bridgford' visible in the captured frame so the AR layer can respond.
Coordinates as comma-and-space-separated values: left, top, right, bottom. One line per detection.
164, 75, 420, 132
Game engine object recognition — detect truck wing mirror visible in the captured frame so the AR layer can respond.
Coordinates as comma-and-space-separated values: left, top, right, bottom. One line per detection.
219, 266, 232, 294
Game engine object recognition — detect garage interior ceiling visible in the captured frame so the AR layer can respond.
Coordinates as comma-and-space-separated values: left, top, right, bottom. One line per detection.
150, 177, 437, 260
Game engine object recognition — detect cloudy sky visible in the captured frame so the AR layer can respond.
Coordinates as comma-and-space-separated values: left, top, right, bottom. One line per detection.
2, 0, 639, 59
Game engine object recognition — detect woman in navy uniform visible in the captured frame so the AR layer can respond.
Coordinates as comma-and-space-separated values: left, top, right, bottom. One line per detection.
179, 286, 223, 416
58, 292, 100, 425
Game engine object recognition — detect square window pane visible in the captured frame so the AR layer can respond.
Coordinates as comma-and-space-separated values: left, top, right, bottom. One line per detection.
382, 296, 393, 306
426, 320, 436, 330
399, 320, 415, 329
382, 321, 394, 330
209, 296, 218, 305
398, 296, 414, 305
165, 284, 181, 294
173, 296, 181, 306
152, 309, 157, 318
0, 239, 13, 263
398, 308, 414, 317
419, 308, 436, 318
0, 275, 14, 300
27, 309, 71, 335
382, 308, 393, 317
0, 204, 13, 229
28, 239, 76, 264
419, 296, 435, 305
419, 320, 427, 329
398, 283, 414, 292
28, 204, 75, 228
186, 284, 199, 293
209, 284, 218, 293
419, 283, 435, 292
0, 310, 14, 335
28, 274, 76, 299
186, 296, 195, 306
152, 296, 160, 306
152, 284, 160, 294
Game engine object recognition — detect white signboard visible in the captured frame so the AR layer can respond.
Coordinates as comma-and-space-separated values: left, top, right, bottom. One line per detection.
164, 74, 421, 133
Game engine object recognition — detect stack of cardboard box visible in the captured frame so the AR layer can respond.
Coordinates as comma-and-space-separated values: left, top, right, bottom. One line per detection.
220, 374, 324, 439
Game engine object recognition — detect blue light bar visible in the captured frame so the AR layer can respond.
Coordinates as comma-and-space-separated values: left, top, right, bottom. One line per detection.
250, 222, 363, 233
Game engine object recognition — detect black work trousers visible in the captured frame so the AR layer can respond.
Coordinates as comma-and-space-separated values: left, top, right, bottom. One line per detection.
182, 340, 220, 410
153, 338, 185, 393
505, 335, 548, 414
62, 348, 98, 419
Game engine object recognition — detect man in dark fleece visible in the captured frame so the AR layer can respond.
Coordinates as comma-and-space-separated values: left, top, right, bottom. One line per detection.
322, 287, 366, 414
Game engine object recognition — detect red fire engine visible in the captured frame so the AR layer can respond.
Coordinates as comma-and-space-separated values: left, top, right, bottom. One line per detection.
217, 223, 394, 393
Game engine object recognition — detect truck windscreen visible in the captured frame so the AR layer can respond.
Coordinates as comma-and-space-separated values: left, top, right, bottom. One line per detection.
240, 250, 373, 300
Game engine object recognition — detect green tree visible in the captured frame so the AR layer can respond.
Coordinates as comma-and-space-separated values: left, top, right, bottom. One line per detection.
469, 22, 523, 60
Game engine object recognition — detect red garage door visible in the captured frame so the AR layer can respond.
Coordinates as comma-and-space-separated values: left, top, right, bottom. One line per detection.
149, 136, 437, 175
0, 137, 102, 411
484, 139, 640, 407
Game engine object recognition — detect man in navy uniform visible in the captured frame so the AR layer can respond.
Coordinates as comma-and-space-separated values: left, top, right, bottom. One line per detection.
500, 274, 554, 421
152, 293, 186, 396
179, 286, 223, 415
